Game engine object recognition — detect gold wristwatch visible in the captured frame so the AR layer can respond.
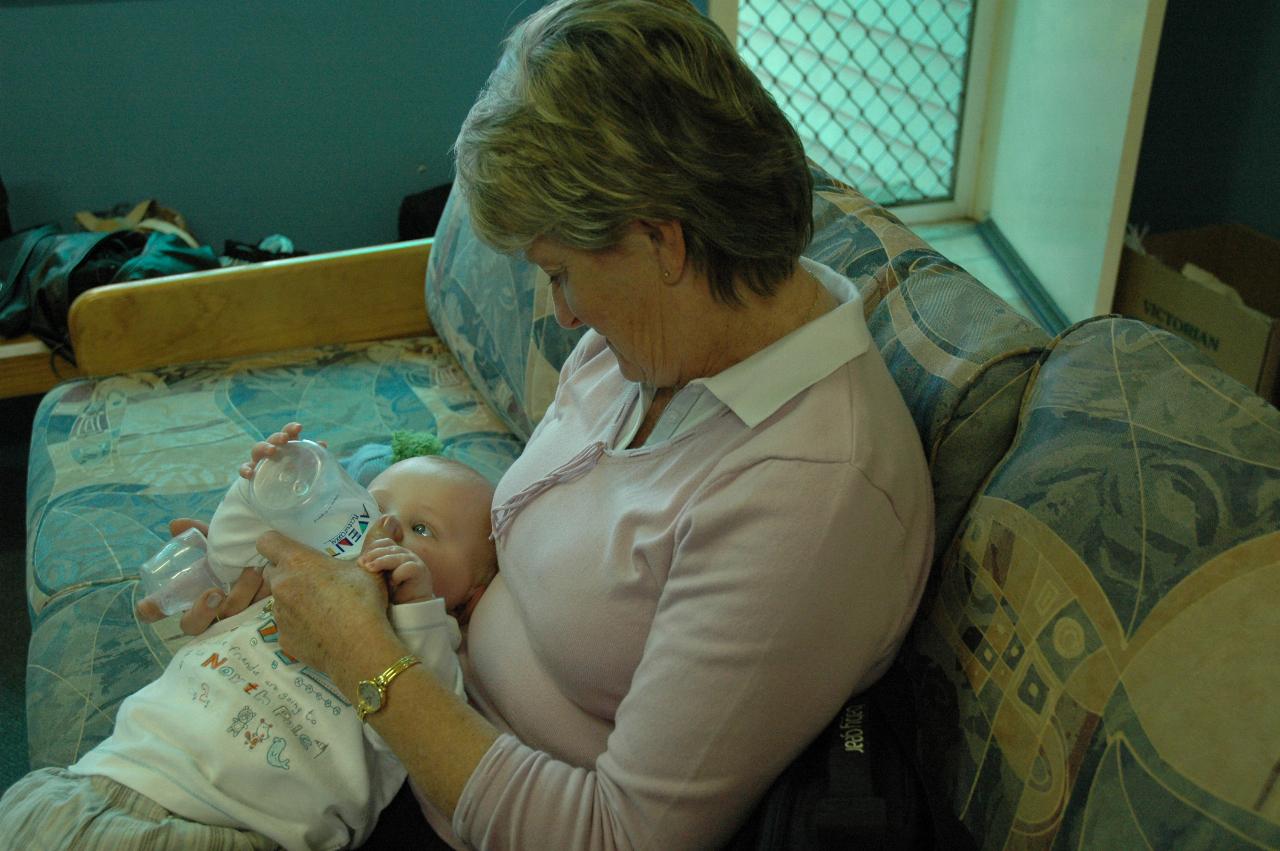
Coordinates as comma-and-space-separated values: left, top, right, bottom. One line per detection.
356, 654, 421, 721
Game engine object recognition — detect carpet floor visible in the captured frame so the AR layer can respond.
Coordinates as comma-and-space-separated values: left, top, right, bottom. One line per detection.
0, 394, 40, 795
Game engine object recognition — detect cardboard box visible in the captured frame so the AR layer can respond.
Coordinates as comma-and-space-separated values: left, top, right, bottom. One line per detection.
1113, 224, 1280, 406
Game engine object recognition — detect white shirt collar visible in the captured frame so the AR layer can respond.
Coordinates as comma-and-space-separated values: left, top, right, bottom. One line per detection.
699, 257, 870, 428
619, 258, 871, 446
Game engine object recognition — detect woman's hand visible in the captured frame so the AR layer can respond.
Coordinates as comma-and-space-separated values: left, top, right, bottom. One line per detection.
238, 422, 326, 480
258, 531, 394, 683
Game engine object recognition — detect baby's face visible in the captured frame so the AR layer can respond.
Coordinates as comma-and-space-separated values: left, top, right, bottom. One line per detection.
366, 457, 495, 610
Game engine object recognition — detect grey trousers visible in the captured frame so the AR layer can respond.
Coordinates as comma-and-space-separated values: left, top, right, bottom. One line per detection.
0, 766, 277, 851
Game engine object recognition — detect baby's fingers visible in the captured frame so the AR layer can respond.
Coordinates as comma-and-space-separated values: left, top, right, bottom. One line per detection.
390, 561, 425, 589
358, 551, 407, 574
357, 539, 399, 563
274, 423, 327, 449
240, 424, 307, 478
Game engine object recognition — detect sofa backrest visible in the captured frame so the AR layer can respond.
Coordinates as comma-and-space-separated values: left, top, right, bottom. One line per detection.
906, 315, 1280, 848
426, 187, 585, 441
806, 165, 1051, 557
426, 166, 1048, 560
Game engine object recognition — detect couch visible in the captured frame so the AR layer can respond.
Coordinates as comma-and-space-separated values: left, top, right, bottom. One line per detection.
21, 163, 1280, 849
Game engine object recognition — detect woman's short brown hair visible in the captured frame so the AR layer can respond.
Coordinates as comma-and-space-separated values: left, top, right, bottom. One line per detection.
454, 0, 813, 305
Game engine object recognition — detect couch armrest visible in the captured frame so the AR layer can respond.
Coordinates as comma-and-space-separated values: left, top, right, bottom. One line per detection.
69, 238, 433, 376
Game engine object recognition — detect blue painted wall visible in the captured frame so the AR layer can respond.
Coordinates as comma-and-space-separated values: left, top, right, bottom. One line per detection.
1, 1, 549, 253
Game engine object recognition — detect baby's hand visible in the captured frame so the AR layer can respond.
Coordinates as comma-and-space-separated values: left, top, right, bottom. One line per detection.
358, 539, 435, 604
239, 422, 327, 479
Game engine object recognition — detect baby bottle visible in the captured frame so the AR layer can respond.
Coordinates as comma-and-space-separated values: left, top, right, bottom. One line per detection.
246, 439, 378, 560
136, 526, 230, 619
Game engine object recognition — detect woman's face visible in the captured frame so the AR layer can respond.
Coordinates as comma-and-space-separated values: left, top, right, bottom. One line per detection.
527, 226, 682, 387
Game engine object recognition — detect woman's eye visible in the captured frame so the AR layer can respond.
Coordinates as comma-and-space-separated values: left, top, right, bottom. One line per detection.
412, 523, 433, 537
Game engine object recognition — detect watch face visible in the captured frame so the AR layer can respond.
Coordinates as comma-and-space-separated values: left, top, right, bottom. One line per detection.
358, 681, 383, 712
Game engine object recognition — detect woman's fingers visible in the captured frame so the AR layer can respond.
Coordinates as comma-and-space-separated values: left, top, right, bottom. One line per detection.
222, 567, 267, 612
177, 568, 266, 636
134, 595, 167, 623
257, 531, 391, 673
257, 530, 305, 569
178, 586, 227, 635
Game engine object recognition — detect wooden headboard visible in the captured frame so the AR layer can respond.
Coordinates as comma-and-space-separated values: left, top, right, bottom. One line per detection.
69, 238, 434, 376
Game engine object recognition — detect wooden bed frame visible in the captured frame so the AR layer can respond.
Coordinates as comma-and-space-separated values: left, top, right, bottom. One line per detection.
0, 238, 433, 398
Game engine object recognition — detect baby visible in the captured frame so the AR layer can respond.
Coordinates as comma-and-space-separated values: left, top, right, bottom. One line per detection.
0, 428, 496, 851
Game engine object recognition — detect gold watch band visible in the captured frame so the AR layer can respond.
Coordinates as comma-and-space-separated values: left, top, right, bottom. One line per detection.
356, 654, 421, 721
378, 654, 422, 686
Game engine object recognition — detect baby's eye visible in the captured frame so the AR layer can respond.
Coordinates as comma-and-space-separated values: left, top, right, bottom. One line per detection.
412, 523, 433, 537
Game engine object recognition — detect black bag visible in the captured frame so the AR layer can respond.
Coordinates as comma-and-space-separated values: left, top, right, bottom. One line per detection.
0, 223, 64, 339
0, 226, 218, 362
726, 662, 975, 850
26, 229, 142, 361
398, 183, 453, 240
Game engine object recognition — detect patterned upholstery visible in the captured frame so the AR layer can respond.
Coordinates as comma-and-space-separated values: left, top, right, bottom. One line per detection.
808, 164, 1051, 557
907, 316, 1280, 848
425, 188, 585, 441
870, 271, 1048, 559
24, 337, 521, 768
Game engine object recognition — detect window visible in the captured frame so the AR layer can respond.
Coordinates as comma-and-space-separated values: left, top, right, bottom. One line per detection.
711, 0, 981, 217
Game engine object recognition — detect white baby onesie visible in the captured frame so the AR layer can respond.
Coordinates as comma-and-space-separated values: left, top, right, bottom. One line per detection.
205, 476, 377, 582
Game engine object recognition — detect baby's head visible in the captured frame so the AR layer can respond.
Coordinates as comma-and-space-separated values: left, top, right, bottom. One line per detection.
365, 455, 497, 621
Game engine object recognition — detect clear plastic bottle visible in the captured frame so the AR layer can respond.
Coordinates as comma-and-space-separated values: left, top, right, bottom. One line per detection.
136, 527, 230, 618
247, 439, 379, 559
137, 440, 380, 620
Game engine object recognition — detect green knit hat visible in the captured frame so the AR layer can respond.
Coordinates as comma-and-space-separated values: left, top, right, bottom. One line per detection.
391, 430, 445, 462
346, 430, 445, 486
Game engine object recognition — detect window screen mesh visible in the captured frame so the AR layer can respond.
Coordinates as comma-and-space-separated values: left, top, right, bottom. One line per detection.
736, 0, 976, 205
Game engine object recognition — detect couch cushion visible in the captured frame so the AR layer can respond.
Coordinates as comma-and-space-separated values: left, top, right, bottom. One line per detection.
24, 336, 522, 768
807, 166, 1052, 557
425, 189, 585, 441
869, 266, 1049, 559
906, 316, 1280, 848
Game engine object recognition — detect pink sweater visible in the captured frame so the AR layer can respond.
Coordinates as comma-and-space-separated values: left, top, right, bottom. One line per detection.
448, 310, 933, 849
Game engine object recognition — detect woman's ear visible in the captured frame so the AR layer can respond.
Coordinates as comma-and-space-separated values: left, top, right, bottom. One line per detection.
637, 218, 686, 284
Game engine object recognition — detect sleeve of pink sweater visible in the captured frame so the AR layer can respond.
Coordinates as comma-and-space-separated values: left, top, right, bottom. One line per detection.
454, 456, 924, 850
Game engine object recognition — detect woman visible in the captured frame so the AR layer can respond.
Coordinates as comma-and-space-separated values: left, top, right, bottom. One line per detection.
194, 1, 933, 847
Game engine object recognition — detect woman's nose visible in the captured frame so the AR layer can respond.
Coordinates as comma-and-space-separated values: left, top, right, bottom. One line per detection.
551, 285, 582, 330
